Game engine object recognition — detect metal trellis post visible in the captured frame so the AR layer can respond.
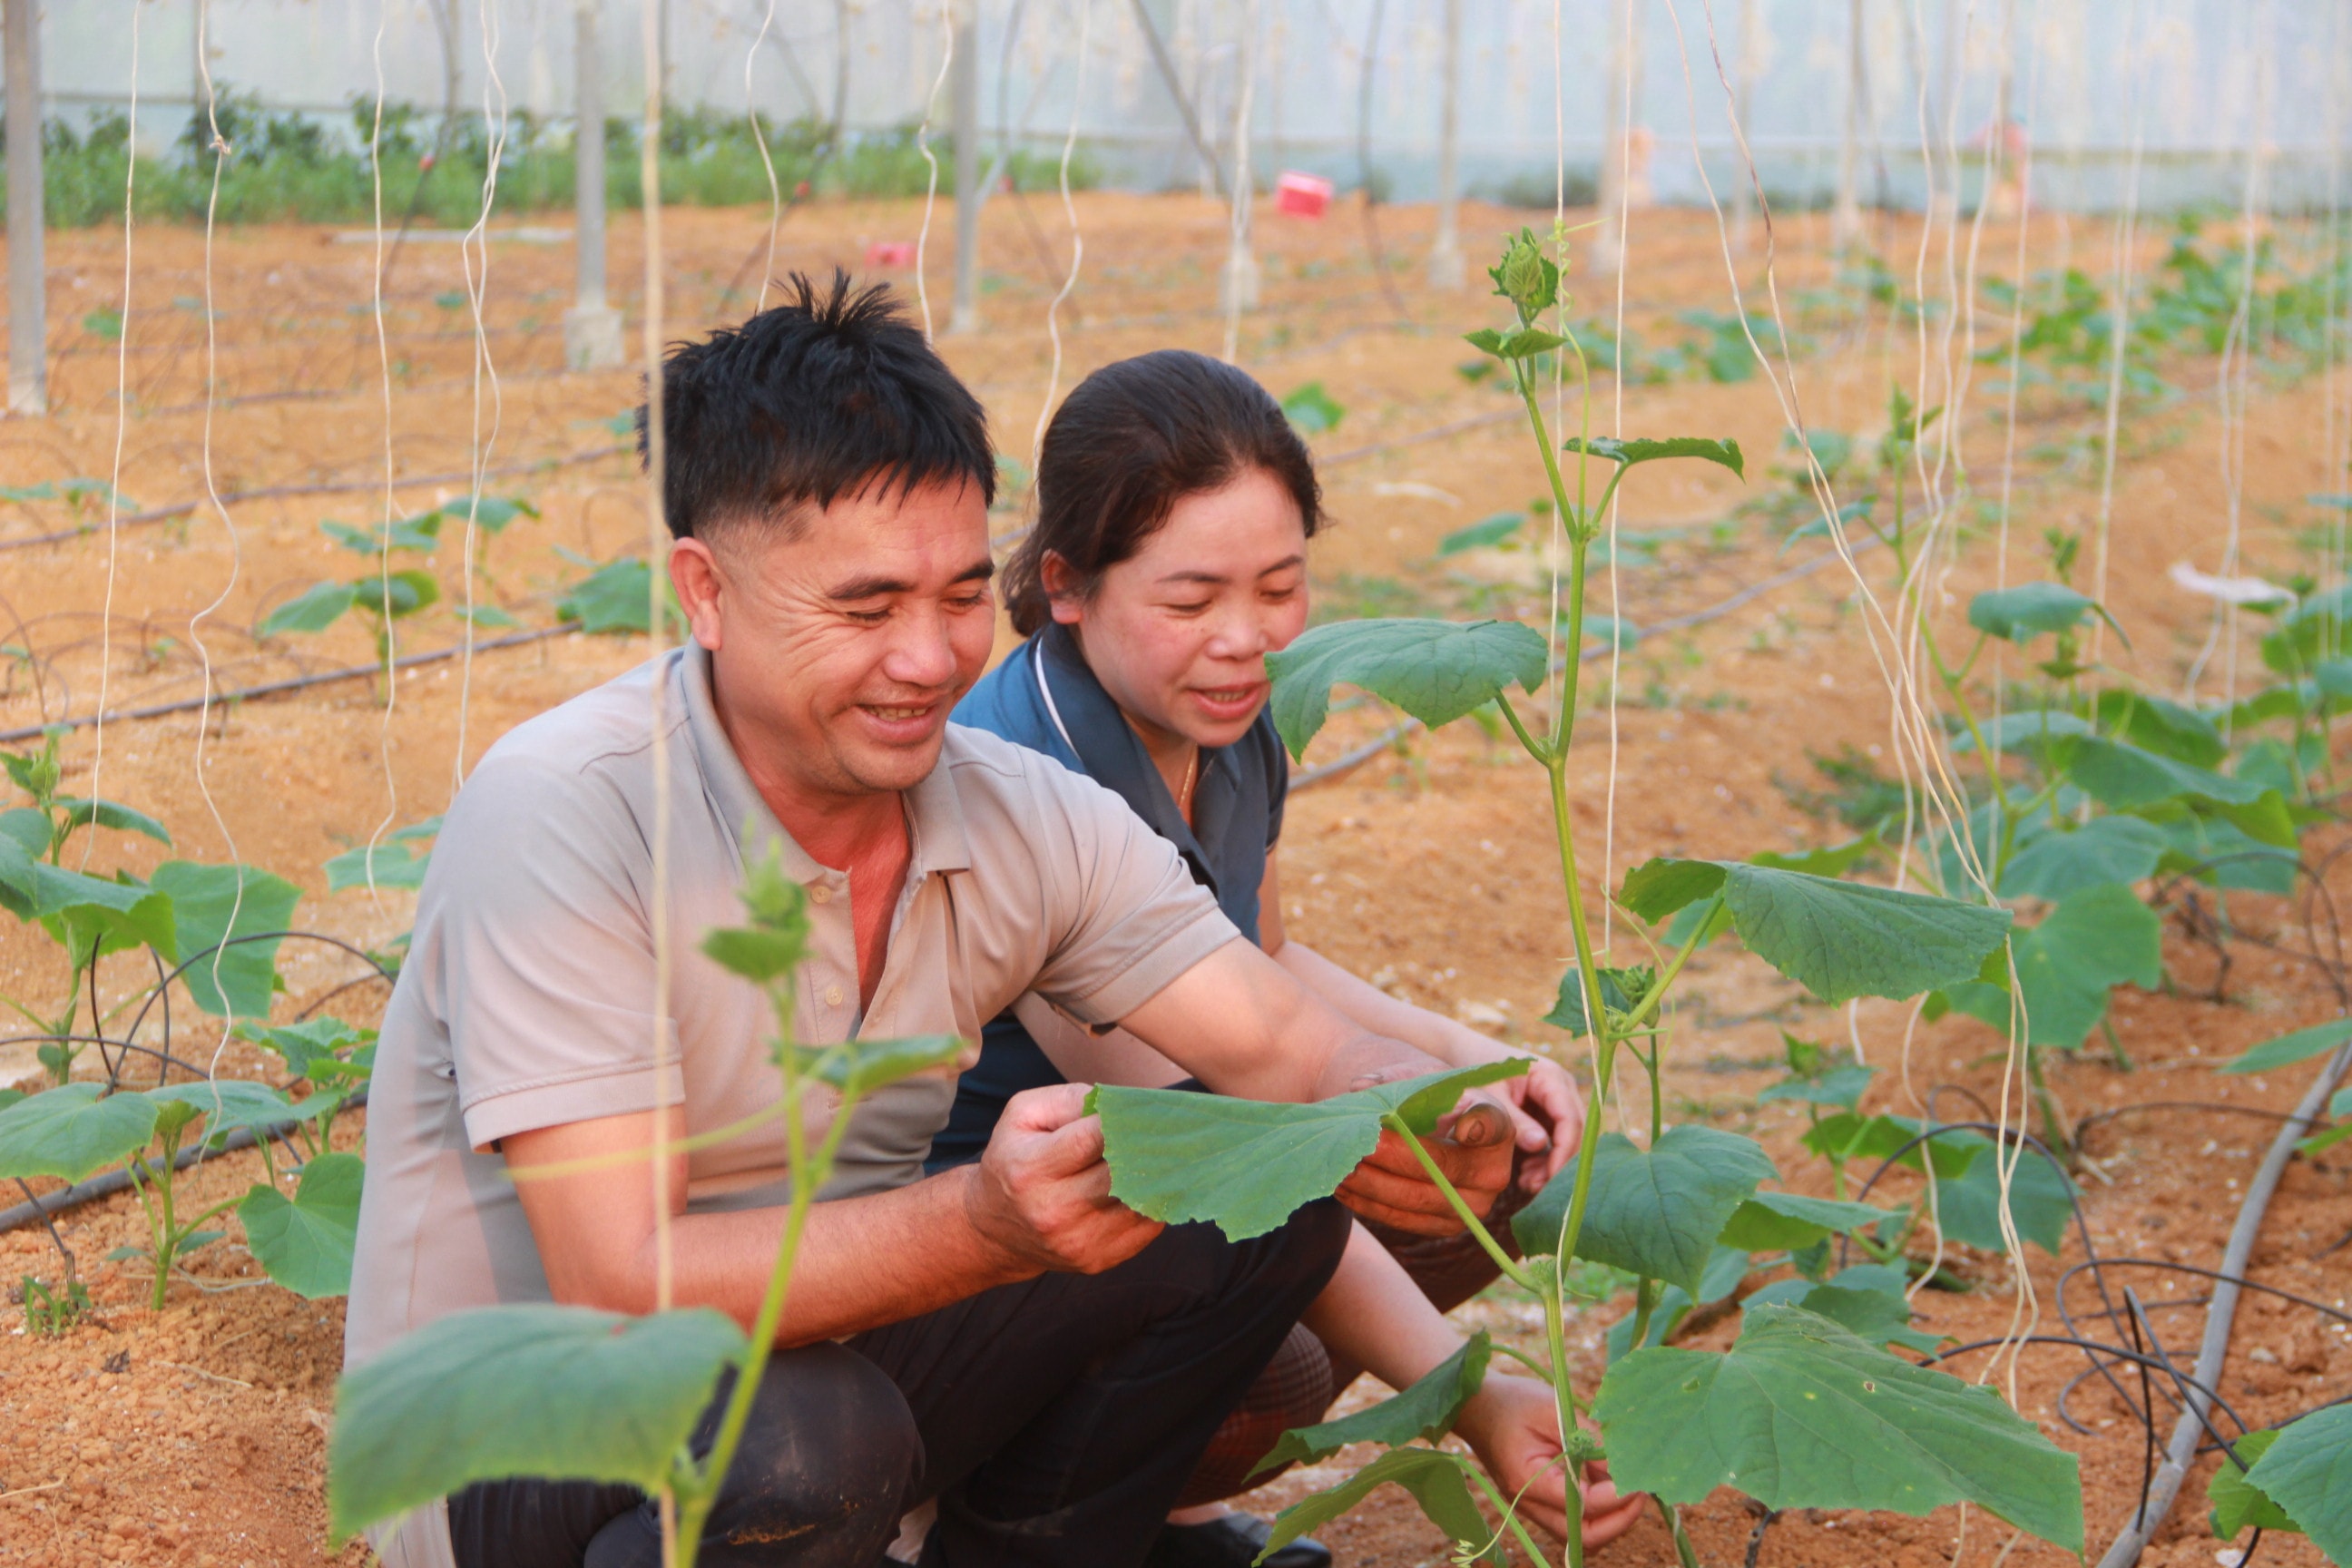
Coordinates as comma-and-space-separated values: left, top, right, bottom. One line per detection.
5, 0, 46, 416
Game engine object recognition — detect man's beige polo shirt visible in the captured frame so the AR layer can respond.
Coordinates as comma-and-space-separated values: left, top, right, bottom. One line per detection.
346, 643, 1239, 1565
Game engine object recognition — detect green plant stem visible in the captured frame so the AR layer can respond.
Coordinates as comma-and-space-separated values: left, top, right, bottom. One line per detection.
1626, 1278, 1661, 1350
1380, 1112, 1534, 1291
1541, 1281, 1584, 1568
1667, 1502, 1703, 1568
672, 1013, 855, 1563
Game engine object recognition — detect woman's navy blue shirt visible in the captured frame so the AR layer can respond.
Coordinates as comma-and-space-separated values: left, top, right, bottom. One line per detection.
925, 621, 1289, 1169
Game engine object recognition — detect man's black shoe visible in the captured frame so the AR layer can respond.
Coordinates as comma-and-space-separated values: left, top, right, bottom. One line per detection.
1144, 1512, 1332, 1568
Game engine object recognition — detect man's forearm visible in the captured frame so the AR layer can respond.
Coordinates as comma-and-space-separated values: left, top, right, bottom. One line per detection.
629, 1165, 1024, 1347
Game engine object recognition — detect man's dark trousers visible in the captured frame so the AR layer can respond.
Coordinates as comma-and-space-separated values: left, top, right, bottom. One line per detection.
448, 1199, 1350, 1568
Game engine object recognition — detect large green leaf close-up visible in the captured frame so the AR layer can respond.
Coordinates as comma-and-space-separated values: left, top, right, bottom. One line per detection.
0, 1083, 161, 1183
1252, 1332, 1492, 1476
1265, 618, 1549, 759
1619, 858, 2013, 1004
2236, 1403, 2352, 1563
328, 1304, 747, 1543
240, 1152, 363, 1298
1513, 1125, 1776, 1295
150, 860, 302, 1018
1996, 815, 2170, 902
1259, 1446, 1499, 1566
1593, 1304, 2082, 1551
1093, 1062, 1527, 1241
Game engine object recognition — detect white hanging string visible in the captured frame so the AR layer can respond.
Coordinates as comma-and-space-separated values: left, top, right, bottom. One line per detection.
452, 0, 515, 793
642, 0, 679, 1360
83, 0, 142, 877
2086, 0, 2149, 672
357, 0, 401, 908
1029, 0, 1096, 468
914, 5, 958, 344
187, 0, 251, 1072
747, 0, 786, 313
1598, 0, 1633, 956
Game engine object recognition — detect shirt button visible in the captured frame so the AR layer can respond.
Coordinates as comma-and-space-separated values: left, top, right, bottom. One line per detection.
824, 985, 844, 1007
809, 885, 833, 904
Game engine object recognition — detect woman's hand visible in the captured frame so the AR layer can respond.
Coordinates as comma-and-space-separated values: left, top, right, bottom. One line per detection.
1494, 1054, 1586, 1191
1455, 1374, 1644, 1552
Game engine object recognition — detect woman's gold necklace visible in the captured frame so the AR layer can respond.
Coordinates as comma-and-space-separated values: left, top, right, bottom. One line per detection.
1177, 748, 1200, 820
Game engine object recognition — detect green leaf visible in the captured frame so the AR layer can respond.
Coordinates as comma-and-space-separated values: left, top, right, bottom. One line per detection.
1562, 436, 1747, 479
1966, 583, 2098, 642
54, 797, 172, 848
1, 842, 179, 961
0, 1084, 161, 1182
2239, 1404, 2352, 1561
1265, 619, 1548, 759
456, 603, 519, 629
258, 581, 358, 639
789, 1035, 970, 1101
1749, 833, 1882, 879
1623, 859, 2012, 1005
442, 495, 538, 534
1494, 327, 1566, 358
324, 838, 431, 893
1092, 1062, 1528, 1242
2208, 1429, 2296, 1540
1997, 816, 2169, 901
1770, 1279, 1942, 1355
1259, 1447, 1499, 1566
1932, 1132, 2076, 1255
233, 1016, 374, 1080
2094, 690, 2225, 767
1757, 1063, 1876, 1111
2062, 737, 2268, 808
1251, 1331, 1492, 1476
351, 568, 440, 621
1951, 709, 2096, 751
1718, 1190, 1894, 1251
555, 556, 654, 635
1513, 1126, 1776, 1295
1800, 1113, 1981, 1180
1436, 513, 1524, 556
1279, 382, 1346, 435
1947, 883, 2161, 1050
144, 1079, 305, 1147
1542, 965, 1650, 1039
2220, 1017, 2352, 1075
327, 1304, 747, 1544
1461, 328, 1507, 357
0, 806, 48, 859
1594, 1303, 2082, 1551
151, 861, 302, 1018
241, 1152, 363, 1298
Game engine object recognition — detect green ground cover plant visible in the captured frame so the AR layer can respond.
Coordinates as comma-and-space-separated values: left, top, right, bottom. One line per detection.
16, 99, 1097, 230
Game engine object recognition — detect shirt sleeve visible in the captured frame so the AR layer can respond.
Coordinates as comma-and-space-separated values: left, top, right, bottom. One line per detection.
422, 753, 682, 1152
1018, 753, 1240, 1026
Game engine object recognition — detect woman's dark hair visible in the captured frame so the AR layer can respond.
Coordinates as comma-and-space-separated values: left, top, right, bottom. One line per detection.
1002, 350, 1322, 635
642, 270, 994, 544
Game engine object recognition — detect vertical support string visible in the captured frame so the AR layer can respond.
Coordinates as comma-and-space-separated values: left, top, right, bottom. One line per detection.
85, 0, 142, 875
1030, 0, 1096, 469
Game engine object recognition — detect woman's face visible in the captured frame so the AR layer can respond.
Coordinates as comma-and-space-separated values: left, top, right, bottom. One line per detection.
1052, 466, 1311, 751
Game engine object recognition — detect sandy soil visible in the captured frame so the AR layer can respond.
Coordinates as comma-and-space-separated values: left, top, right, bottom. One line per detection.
0, 190, 2347, 1567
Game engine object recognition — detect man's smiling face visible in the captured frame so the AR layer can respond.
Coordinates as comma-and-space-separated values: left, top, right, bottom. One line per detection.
674, 476, 995, 804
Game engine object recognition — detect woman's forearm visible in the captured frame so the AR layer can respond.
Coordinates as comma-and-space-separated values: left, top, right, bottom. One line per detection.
1274, 938, 1522, 1070
1298, 1221, 1469, 1393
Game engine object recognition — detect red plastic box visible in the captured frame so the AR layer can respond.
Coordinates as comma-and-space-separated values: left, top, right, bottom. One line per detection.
1274, 172, 1334, 219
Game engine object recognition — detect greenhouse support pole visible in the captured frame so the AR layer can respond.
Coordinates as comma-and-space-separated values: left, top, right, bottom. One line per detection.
1831, 0, 1864, 249
947, 0, 982, 336
1426, 0, 1463, 289
4, 0, 45, 416
564, 0, 624, 368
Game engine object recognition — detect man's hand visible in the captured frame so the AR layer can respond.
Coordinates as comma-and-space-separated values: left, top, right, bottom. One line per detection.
964, 1083, 1164, 1277
1456, 1374, 1645, 1551
1335, 1086, 1517, 1237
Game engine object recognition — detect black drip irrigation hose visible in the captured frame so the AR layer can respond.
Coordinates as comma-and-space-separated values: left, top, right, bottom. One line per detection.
2092, 1037, 2352, 1568
0, 1087, 371, 1240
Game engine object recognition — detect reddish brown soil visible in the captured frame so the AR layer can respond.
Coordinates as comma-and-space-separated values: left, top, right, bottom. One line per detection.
1, 191, 2347, 1566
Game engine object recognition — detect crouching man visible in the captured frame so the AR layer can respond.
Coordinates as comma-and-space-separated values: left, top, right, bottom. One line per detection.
346, 275, 1527, 1568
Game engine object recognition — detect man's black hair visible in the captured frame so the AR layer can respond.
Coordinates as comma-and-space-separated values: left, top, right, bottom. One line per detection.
640, 270, 995, 544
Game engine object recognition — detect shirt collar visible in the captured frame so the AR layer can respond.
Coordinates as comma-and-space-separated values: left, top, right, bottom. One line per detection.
1037, 622, 1232, 890
681, 641, 973, 883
